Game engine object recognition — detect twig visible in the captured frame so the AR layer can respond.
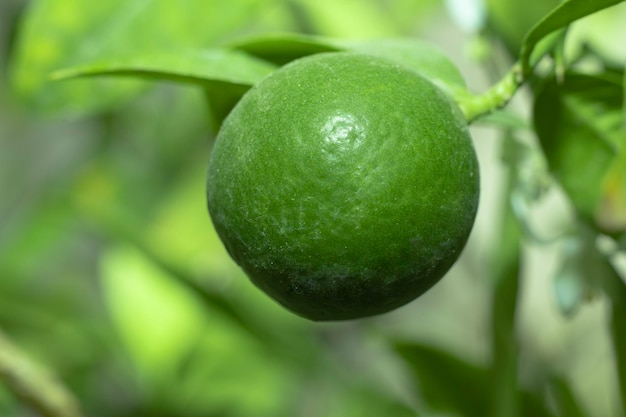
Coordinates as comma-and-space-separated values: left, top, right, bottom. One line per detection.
458, 62, 526, 124
0, 328, 85, 417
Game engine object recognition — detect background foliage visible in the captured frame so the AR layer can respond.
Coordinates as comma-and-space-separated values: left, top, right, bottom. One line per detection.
1, 0, 626, 416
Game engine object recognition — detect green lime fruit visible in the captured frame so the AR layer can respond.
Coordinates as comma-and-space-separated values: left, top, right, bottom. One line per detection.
206, 52, 479, 321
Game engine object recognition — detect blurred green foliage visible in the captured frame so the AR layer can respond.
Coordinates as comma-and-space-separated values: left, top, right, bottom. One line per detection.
1, 0, 626, 417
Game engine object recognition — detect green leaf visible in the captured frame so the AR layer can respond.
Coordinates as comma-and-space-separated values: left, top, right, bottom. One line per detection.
9, 0, 277, 116
341, 38, 466, 96
230, 33, 467, 97
288, 0, 437, 38
486, 0, 561, 55
228, 32, 342, 65
394, 342, 489, 417
599, 260, 626, 413
611, 297, 626, 414
322, 385, 419, 417
565, 230, 626, 413
550, 377, 590, 417
100, 246, 299, 417
533, 73, 625, 229
520, 0, 626, 71
52, 48, 278, 127
52, 48, 277, 87
520, 390, 558, 417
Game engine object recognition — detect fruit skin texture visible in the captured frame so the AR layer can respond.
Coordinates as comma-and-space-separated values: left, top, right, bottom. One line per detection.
206, 52, 479, 321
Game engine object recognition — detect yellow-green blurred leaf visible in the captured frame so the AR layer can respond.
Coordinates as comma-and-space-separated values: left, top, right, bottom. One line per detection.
597, 144, 626, 232
100, 244, 207, 380
9, 0, 278, 116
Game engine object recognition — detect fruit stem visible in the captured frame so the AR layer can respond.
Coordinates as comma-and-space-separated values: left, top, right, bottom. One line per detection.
459, 62, 525, 124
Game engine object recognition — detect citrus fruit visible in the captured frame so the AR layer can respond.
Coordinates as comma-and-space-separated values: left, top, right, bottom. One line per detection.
206, 52, 479, 321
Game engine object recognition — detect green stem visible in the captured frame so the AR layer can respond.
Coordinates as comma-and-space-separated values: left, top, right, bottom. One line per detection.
0, 328, 85, 417
459, 62, 525, 124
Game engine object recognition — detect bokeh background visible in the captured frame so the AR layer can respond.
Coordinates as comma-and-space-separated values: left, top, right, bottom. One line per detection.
1, 1, 626, 416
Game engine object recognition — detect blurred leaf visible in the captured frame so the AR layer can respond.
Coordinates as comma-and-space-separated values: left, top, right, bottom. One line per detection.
550, 377, 590, 417
565, 4, 626, 65
342, 38, 466, 97
289, 0, 408, 38
99, 245, 208, 381
10, 0, 278, 116
99, 247, 300, 417
552, 236, 595, 316
394, 342, 489, 417
486, 0, 560, 55
597, 144, 626, 232
231, 33, 466, 97
519, 0, 625, 71
324, 386, 418, 417
569, 230, 626, 413
0, 193, 73, 278
160, 321, 297, 417
52, 48, 277, 127
611, 299, 626, 415
490, 158, 522, 417
600, 260, 626, 413
287, 0, 439, 39
87, 203, 280, 347
533, 73, 625, 230
520, 390, 557, 417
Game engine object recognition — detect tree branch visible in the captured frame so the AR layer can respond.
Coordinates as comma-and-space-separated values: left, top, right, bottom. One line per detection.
0, 328, 85, 417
